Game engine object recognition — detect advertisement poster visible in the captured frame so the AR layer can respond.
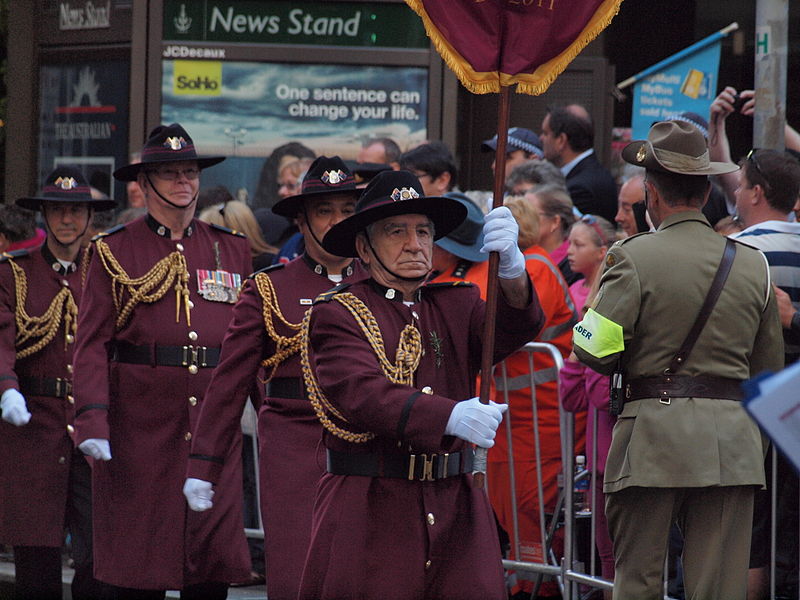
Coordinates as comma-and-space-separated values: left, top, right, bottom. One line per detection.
38, 60, 130, 201
631, 39, 722, 140
160, 59, 428, 202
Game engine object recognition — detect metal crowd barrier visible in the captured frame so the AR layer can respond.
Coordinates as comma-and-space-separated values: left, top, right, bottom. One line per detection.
492, 341, 611, 599
241, 399, 265, 540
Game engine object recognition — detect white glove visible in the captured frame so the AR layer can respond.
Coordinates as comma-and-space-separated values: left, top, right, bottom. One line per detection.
480, 206, 526, 279
78, 438, 112, 461
445, 397, 508, 447
1, 389, 31, 426
183, 478, 214, 511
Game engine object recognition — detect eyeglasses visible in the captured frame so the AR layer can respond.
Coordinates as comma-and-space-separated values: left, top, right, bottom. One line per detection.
746, 149, 770, 191
148, 167, 201, 181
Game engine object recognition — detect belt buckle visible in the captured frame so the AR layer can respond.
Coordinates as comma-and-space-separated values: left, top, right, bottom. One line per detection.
181, 345, 208, 368
55, 377, 72, 398
419, 453, 435, 482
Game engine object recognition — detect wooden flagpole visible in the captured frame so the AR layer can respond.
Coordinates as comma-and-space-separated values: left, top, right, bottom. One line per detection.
473, 85, 511, 489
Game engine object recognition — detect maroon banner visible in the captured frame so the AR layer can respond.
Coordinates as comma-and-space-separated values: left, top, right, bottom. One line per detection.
406, 0, 623, 95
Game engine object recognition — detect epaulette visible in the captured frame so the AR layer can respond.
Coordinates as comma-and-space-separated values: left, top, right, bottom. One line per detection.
424, 281, 474, 289
614, 231, 651, 246
247, 263, 284, 279
313, 282, 352, 304
0, 249, 30, 263
92, 223, 127, 241
210, 223, 246, 238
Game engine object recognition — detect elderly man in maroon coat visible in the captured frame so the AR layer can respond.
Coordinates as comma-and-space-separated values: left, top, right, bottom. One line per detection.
296, 170, 545, 599
183, 156, 366, 599
0, 166, 115, 599
72, 124, 251, 599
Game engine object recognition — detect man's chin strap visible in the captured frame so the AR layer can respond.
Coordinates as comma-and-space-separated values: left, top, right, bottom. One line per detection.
365, 232, 430, 283
302, 207, 326, 250
145, 173, 198, 210
45, 209, 92, 250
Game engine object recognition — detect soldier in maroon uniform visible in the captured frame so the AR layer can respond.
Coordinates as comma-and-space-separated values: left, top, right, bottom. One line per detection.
297, 170, 545, 599
72, 124, 251, 599
183, 156, 366, 599
0, 166, 115, 599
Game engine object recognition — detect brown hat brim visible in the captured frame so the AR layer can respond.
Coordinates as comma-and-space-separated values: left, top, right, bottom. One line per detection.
622, 140, 739, 176
322, 196, 467, 258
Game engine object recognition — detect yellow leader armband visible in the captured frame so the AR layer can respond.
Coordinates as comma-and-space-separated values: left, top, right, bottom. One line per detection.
573, 309, 624, 358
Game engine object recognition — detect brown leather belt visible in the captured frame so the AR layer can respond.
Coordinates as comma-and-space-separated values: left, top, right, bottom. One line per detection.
625, 375, 744, 403
109, 341, 220, 368
327, 448, 474, 481
18, 376, 72, 398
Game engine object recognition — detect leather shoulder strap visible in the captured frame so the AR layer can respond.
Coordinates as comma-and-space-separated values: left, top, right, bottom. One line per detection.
668, 238, 736, 373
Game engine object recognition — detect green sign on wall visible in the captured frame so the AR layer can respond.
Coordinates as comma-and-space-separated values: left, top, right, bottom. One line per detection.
163, 1, 429, 48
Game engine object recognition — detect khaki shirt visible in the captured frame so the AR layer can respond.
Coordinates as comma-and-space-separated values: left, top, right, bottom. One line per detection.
574, 211, 784, 491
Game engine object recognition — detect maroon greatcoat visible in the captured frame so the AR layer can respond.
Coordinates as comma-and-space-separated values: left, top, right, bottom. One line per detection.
187, 253, 366, 600
72, 215, 251, 590
0, 245, 83, 546
299, 278, 544, 600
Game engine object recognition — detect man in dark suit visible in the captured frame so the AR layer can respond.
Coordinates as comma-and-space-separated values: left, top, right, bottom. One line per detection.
540, 104, 617, 223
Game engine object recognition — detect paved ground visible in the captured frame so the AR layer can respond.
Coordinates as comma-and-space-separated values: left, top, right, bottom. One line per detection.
0, 555, 267, 599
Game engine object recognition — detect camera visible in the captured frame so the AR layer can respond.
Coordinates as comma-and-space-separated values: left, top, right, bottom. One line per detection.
732, 93, 745, 112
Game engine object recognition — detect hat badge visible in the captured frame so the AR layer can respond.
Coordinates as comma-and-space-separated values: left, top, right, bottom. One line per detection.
164, 136, 187, 151
636, 146, 647, 163
390, 187, 420, 202
55, 176, 78, 190
322, 169, 345, 185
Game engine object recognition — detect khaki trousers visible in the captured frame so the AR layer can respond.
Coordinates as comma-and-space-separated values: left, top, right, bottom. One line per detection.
605, 485, 754, 600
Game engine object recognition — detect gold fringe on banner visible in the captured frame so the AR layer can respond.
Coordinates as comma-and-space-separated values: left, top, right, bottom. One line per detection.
405, 0, 624, 96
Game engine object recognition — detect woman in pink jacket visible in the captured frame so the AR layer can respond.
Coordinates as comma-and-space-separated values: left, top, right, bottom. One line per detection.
560, 214, 617, 589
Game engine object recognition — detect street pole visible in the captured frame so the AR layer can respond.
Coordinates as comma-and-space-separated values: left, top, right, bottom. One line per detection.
753, 0, 787, 150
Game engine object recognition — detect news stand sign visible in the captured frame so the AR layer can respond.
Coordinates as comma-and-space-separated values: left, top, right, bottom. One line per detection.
631, 37, 722, 140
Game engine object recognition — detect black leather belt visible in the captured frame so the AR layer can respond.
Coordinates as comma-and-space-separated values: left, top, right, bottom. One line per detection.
327, 448, 474, 481
626, 375, 744, 403
265, 377, 303, 399
18, 376, 72, 398
109, 341, 221, 368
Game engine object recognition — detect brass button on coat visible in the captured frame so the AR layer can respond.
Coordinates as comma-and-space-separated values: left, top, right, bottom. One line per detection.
426, 513, 435, 526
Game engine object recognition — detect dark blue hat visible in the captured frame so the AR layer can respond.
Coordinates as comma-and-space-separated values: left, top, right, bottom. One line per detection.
481, 127, 544, 158
322, 170, 467, 258
16, 165, 116, 211
434, 192, 487, 263
114, 123, 225, 182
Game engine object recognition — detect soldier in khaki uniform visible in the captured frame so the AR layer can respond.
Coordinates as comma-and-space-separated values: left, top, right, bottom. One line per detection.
573, 120, 784, 600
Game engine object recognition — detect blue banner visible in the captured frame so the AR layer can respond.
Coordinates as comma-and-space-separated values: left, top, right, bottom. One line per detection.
630, 33, 725, 140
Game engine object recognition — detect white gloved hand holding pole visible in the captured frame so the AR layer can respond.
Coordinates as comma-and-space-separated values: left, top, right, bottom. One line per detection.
480, 206, 525, 279
78, 438, 112, 461
445, 397, 508, 448
1, 389, 32, 426
183, 478, 215, 511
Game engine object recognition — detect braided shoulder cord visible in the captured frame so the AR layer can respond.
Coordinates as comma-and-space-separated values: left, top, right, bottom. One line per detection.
300, 292, 422, 443
254, 272, 303, 381
8, 259, 78, 359
94, 239, 191, 330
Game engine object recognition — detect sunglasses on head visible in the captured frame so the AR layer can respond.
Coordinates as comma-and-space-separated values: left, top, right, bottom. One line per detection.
746, 149, 770, 191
